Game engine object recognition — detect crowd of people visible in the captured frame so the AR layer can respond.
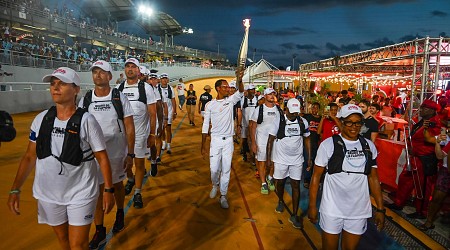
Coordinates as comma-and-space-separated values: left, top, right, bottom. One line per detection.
5, 58, 449, 249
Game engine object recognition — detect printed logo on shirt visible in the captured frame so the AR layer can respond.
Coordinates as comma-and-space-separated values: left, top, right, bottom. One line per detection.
267, 111, 276, 116
200, 96, 210, 101
309, 121, 320, 132
93, 103, 112, 112
29, 130, 37, 141
332, 125, 340, 135
124, 92, 135, 99
84, 214, 93, 220
346, 148, 365, 159
52, 127, 65, 138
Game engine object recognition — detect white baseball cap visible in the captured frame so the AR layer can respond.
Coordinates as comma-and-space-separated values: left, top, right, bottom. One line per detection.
160, 73, 169, 79
149, 73, 158, 79
229, 80, 236, 89
286, 98, 301, 113
89, 60, 112, 72
257, 95, 265, 101
125, 58, 140, 67
139, 65, 147, 74
264, 88, 276, 95
337, 104, 363, 118
42, 67, 81, 86
247, 84, 255, 90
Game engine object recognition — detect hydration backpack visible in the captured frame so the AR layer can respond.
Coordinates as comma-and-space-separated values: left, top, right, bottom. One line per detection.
117, 80, 147, 104
0, 110, 16, 142
82, 88, 124, 120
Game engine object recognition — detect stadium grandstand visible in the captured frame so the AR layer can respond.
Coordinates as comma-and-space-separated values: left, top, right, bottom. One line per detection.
0, 0, 228, 72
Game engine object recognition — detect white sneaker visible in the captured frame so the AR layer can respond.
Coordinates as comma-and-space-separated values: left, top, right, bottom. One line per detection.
162, 141, 167, 150
209, 185, 218, 199
166, 144, 172, 154
219, 195, 229, 209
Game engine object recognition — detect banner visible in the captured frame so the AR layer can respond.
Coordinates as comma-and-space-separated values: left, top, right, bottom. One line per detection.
374, 138, 405, 189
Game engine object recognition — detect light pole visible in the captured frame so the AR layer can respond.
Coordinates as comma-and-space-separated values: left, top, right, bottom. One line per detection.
292, 54, 297, 71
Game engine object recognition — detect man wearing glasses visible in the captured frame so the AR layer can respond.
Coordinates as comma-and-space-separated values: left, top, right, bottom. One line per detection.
309, 104, 385, 250
201, 72, 244, 209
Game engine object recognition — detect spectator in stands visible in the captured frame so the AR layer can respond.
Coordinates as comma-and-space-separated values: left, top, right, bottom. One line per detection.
116, 73, 125, 85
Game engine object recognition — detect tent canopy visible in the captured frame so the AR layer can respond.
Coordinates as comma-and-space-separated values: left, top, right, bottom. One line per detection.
243, 59, 292, 84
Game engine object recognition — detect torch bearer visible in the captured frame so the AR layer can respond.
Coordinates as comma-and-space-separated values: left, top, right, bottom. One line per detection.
237, 19, 251, 82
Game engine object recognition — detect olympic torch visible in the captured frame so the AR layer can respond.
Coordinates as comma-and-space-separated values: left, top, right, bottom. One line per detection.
237, 19, 251, 82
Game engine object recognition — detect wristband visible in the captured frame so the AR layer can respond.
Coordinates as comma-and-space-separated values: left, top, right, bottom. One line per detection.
104, 188, 115, 193
375, 208, 386, 214
127, 153, 135, 158
9, 189, 21, 194
149, 134, 156, 136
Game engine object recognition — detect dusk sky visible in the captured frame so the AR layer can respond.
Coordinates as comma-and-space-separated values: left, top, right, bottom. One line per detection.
128, 0, 450, 68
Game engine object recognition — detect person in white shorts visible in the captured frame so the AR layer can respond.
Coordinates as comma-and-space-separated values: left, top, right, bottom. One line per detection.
79, 60, 135, 249
7, 67, 115, 250
308, 104, 385, 250
146, 70, 167, 171
176, 78, 187, 111
159, 73, 177, 154
239, 84, 257, 162
201, 71, 244, 209
116, 58, 157, 209
250, 88, 280, 194
266, 98, 311, 229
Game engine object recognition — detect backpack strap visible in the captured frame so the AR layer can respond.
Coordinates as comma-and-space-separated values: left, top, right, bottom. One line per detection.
358, 136, 374, 175
36, 106, 57, 160
137, 80, 147, 104
117, 81, 125, 92
256, 105, 264, 124
327, 135, 345, 174
82, 90, 93, 109
243, 97, 248, 109
296, 116, 305, 136
111, 88, 124, 120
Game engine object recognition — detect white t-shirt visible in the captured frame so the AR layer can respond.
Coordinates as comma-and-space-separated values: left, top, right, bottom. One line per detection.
241, 96, 258, 127
202, 91, 244, 137
115, 81, 156, 138
78, 89, 134, 159
269, 115, 310, 165
250, 104, 280, 146
160, 85, 175, 110
30, 110, 106, 205
314, 135, 378, 219
176, 82, 186, 96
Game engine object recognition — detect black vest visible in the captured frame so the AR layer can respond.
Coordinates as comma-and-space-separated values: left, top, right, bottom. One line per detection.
36, 107, 94, 169
82, 88, 124, 120
327, 135, 375, 175
256, 104, 283, 124
276, 114, 305, 140
158, 84, 173, 99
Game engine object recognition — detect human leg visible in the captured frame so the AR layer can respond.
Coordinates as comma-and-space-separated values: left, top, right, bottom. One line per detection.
219, 137, 234, 196
341, 230, 362, 250
113, 181, 126, 232
133, 158, 145, 208
52, 223, 70, 250
68, 224, 91, 250
420, 168, 450, 230
322, 232, 340, 250
93, 184, 105, 226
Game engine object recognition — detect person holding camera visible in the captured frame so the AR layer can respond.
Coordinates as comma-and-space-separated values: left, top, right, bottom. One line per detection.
386, 100, 442, 219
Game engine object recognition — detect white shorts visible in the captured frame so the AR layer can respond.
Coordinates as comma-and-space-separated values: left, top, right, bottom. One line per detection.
241, 126, 249, 138
273, 163, 302, 180
319, 213, 368, 235
97, 157, 126, 185
37, 198, 97, 226
256, 143, 267, 161
135, 136, 148, 158
167, 109, 173, 125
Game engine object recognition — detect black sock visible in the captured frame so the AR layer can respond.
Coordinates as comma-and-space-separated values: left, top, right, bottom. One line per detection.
117, 209, 124, 216
96, 224, 104, 230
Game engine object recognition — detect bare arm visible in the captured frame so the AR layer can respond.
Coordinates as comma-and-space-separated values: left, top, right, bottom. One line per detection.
368, 168, 385, 231
123, 116, 135, 155
266, 135, 276, 167
8, 141, 37, 215
93, 150, 115, 214
317, 117, 324, 135
308, 165, 326, 224
370, 132, 378, 142
171, 97, 177, 119
249, 120, 257, 154
147, 103, 157, 147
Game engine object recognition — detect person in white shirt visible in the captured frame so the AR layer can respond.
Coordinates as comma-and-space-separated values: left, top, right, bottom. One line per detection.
146, 70, 168, 168
116, 58, 157, 209
239, 84, 257, 162
250, 88, 280, 194
308, 104, 385, 250
176, 78, 187, 111
266, 98, 311, 229
201, 70, 244, 209
79, 60, 135, 248
159, 73, 177, 154
7, 67, 115, 250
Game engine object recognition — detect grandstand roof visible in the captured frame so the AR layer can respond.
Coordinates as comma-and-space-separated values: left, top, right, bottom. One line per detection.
72, 0, 182, 36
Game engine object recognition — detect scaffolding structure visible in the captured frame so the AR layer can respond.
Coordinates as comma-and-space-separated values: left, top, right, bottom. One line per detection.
299, 37, 450, 127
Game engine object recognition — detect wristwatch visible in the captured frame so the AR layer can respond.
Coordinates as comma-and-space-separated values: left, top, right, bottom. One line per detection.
375, 208, 386, 214
127, 153, 135, 158
104, 187, 115, 193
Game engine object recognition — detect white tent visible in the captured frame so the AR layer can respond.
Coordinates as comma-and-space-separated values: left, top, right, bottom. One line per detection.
242, 59, 293, 86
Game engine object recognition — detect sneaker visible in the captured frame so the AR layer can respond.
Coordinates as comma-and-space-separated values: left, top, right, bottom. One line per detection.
133, 193, 143, 208
267, 176, 275, 191
124, 180, 135, 195
191, 122, 195, 126
275, 201, 284, 213
166, 145, 172, 155
289, 215, 303, 229
112, 211, 125, 233
151, 163, 158, 177
210, 185, 218, 199
178, 104, 182, 110
261, 183, 269, 195
406, 212, 426, 219
162, 141, 167, 150
156, 157, 162, 164
219, 195, 229, 209
89, 226, 106, 249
